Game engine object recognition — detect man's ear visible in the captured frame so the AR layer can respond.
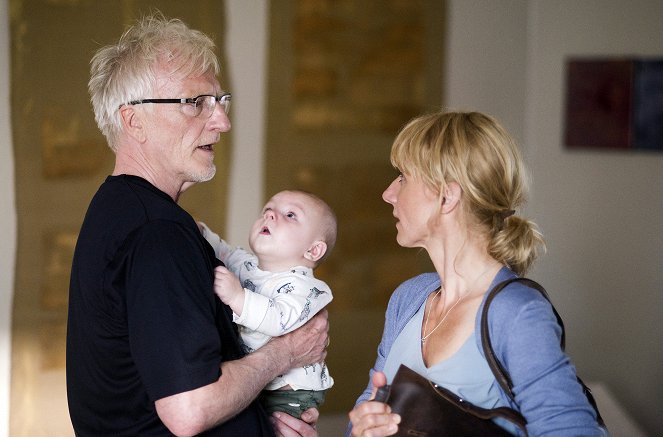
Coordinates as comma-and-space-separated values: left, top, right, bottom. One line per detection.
304, 240, 328, 263
119, 105, 146, 143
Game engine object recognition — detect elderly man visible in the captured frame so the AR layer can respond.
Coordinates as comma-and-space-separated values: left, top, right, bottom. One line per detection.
67, 14, 326, 436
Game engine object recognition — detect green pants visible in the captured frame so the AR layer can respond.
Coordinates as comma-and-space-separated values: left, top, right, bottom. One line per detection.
259, 388, 327, 419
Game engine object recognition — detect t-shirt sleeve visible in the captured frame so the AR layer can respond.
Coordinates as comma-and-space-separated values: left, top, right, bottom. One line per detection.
122, 220, 222, 401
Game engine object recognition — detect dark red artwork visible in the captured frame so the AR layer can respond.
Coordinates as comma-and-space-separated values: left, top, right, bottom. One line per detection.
564, 58, 663, 151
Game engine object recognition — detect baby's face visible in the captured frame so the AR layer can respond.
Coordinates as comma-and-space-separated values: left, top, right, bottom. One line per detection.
249, 191, 325, 270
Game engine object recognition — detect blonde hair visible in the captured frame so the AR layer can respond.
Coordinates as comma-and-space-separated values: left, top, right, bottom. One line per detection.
88, 12, 220, 151
390, 111, 545, 275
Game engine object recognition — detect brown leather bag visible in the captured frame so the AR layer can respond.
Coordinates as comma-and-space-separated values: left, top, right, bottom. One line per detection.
374, 364, 526, 436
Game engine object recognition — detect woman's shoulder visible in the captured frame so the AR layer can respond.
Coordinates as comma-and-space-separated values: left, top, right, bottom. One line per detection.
476, 274, 560, 352
476, 273, 555, 338
391, 272, 440, 301
386, 273, 439, 318
399, 272, 440, 288
479, 269, 548, 309
487, 277, 552, 316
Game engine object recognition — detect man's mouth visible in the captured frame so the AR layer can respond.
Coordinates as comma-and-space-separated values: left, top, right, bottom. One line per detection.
198, 144, 214, 151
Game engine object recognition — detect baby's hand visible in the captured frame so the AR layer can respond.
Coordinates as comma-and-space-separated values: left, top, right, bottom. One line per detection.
213, 266, 245, 315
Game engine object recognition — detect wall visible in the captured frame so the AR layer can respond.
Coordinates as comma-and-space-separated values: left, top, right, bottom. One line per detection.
225, 0, 267, 247
443, 0, 528, 141
525, 2, 663, 434
0, 0, 15, 435
446, 1, 663, 435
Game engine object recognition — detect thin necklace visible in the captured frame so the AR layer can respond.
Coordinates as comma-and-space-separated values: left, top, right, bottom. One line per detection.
420, 262, 499, 345
421, 287, 463, 345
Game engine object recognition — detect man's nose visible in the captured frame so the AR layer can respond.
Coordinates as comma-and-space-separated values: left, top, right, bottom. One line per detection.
209, 104, 231, 132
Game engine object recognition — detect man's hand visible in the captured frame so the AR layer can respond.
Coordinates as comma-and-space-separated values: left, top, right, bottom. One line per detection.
271, 409, 319, 437
213, 265, 245, 315
276, 309, 328, 370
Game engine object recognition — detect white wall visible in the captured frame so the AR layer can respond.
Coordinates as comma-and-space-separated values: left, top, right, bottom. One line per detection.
446, 1, 663, 434
0, 0, 16, 436
443, 0, 528, 142
526, 2, 663, 434
225, 0, 268, 248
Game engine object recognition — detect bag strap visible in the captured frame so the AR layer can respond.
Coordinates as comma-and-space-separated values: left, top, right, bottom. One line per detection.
424, 376, 528, 430
480, 277, 607, 430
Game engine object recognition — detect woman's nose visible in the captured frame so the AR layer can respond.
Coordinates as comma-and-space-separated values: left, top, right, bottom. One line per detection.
382, 179, 398, 204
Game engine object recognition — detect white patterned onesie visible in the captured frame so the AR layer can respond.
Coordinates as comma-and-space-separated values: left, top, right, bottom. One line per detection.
200, 223, 333, 392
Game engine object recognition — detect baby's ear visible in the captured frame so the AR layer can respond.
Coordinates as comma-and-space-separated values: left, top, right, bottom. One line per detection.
304, 240, 327, 263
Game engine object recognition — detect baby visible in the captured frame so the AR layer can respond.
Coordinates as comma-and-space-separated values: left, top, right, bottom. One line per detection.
199, 189, 336, 418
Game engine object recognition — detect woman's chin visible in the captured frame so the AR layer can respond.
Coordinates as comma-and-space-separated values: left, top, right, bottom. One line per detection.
395, 235, 410, 248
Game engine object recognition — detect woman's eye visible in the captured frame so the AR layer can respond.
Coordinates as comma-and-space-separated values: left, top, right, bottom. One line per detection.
397, 173, 404, 182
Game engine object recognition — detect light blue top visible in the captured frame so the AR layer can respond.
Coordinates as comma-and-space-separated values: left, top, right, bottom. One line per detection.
382, 301, 519, 434
349, 267, 605, 437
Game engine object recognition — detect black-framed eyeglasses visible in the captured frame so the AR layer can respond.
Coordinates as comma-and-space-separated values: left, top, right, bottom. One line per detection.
125, 93, 231, 118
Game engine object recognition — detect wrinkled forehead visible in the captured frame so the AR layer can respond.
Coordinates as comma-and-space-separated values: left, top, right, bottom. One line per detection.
152, 44, 218, 79
153, 63, 219, 93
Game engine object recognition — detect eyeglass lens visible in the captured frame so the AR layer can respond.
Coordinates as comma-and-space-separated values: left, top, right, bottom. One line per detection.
194, 95, 231, 118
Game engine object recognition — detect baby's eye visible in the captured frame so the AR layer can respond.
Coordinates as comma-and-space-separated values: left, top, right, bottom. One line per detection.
286, 211, 297, 219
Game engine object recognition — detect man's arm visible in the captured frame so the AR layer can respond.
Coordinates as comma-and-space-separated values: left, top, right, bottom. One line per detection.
155, 310, 329, 436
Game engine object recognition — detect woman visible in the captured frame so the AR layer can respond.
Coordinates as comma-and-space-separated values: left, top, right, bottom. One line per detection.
348, 111, 604, 436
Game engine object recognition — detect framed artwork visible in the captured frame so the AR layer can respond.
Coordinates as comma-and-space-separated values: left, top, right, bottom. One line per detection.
564, 58, 663, 151
634, 60, 663, 150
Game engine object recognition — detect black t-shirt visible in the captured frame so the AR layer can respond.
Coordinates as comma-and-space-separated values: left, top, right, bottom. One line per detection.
67, 175, 274, 436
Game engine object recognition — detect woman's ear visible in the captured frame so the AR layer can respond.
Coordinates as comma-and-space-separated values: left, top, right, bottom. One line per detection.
441, 182, 462, 212
304, 240, 328, 263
